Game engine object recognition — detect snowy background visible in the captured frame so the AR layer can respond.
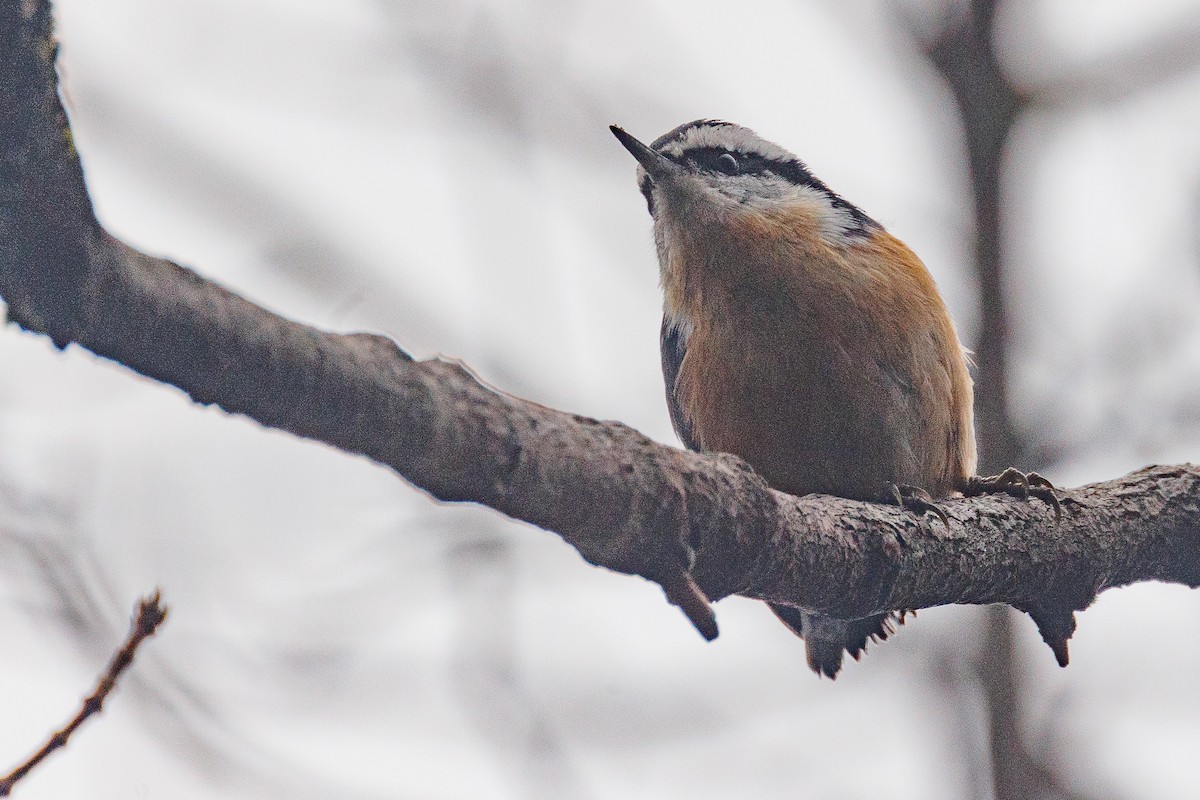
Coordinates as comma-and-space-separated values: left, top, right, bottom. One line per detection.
2, 0, 1200, 797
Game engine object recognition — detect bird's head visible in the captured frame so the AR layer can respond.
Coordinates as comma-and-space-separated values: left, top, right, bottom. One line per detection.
610, 120, 877, 247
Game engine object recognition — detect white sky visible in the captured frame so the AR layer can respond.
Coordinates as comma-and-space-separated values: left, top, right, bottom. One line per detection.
2, 0, 1200, 797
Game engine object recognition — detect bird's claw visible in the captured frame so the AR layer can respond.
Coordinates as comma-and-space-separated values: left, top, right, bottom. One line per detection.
890, 483, 950, 528
964, 468, 1062, 521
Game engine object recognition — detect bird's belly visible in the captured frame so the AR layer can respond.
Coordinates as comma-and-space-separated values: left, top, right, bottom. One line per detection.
679, 335, 938, 500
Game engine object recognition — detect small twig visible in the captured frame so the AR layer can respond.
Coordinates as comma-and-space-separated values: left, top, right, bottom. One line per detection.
0, 591, 169, 797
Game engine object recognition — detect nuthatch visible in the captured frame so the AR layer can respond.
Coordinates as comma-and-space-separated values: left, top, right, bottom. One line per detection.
612, 120, 1054, 678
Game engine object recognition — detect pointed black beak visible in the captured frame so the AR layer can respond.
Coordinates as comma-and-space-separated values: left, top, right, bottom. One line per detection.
610, 125, 676, 179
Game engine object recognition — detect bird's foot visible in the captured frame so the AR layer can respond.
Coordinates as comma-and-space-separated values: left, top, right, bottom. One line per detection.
889, 483, 950, 528
963, 467, 1061, 521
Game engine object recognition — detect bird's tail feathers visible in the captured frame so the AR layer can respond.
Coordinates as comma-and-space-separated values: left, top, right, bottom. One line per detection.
769, 603, 905, 679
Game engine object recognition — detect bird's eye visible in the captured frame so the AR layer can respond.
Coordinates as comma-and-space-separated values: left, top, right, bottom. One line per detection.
716, 152, 741, 175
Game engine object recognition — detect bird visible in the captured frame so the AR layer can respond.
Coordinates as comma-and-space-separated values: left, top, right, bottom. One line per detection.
610, 119, 1053, 678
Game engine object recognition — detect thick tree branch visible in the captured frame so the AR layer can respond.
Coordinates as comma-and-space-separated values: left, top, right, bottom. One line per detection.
3, 2, 1200, 661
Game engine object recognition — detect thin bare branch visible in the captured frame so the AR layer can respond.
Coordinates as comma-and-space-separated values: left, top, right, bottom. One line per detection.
0, 592, 168, 797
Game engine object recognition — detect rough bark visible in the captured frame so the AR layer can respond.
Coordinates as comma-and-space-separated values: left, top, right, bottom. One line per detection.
3, 2, 1200, 661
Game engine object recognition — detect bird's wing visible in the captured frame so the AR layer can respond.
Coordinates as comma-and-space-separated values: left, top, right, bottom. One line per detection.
660, 316, 701, 451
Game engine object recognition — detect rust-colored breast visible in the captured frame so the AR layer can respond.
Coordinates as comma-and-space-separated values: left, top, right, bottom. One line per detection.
667, 210, 975, 501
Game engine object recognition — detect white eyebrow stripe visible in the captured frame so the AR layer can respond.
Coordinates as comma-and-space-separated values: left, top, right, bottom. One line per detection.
657, 123, 796, 162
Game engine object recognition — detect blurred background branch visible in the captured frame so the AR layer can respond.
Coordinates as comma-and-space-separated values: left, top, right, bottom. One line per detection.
901, 4, 1058, 798
896, 1, 1200, 798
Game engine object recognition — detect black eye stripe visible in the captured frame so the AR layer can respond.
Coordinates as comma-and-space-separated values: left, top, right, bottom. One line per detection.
716, 153, 740, 174
674, 146, 829, 187
679, 147, 761, 175
654, 144, 879, 236
675, 146, 836, 181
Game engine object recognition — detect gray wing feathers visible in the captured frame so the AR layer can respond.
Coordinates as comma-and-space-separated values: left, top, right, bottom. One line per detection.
660, 316, 700, 451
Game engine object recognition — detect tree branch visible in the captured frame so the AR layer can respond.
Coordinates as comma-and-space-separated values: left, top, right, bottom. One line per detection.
0, 591, 168, 796
3, 2, 1200, 661
923, 0, 1030, 470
